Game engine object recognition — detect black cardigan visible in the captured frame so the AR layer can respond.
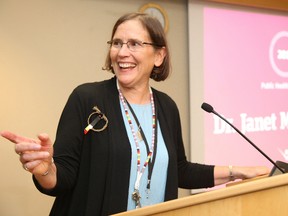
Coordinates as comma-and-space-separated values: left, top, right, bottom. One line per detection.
33, 77, 214, 215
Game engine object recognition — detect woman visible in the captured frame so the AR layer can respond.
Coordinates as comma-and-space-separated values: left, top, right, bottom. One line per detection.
1, 13, 269, 215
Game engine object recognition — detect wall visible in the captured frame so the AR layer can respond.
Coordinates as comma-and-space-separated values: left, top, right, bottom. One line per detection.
0, 0, 189, 215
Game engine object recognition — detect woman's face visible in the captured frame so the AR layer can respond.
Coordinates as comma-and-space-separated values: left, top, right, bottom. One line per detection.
110, 19, 165, 89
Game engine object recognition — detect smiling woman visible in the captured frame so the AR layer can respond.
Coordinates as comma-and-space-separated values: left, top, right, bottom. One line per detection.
2, 13, 188, 215
103, 13, 170, 83
107, 18, 167, 101
1, 9, 269, 216
0, 1, 191, 215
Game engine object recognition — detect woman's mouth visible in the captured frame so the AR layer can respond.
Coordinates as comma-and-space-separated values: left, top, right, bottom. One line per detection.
118, 62, 136, 69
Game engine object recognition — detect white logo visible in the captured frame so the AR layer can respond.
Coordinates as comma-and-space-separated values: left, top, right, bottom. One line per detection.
278, 49, 288, 60
269, 31, 288, 78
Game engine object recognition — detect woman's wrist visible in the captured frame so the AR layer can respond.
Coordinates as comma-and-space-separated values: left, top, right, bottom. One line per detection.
34, 157, 57, 190
41, 157, 54, 176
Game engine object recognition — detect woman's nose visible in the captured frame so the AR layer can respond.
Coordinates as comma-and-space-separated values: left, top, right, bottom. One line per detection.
118, 44, 131, 56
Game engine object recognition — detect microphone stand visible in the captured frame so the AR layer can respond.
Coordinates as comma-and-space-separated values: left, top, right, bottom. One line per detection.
203, 103, 285, 174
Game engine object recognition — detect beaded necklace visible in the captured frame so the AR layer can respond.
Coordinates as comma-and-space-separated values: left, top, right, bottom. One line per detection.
117, 80, 157, 208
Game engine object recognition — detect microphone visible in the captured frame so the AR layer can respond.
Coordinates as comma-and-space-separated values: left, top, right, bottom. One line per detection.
201, 102, 285, 174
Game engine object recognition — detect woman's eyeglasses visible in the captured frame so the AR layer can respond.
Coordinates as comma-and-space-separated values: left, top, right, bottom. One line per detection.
107, 39, 162, 52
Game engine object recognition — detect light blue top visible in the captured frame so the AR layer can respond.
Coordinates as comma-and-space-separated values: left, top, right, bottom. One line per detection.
120, 102, 169, 210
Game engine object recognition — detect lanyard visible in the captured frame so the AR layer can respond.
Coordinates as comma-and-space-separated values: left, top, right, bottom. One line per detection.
126, 101, 158, 191
117, 82, 157, 193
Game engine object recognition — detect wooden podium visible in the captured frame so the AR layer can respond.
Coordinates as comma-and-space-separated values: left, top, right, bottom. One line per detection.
113, 173, 288, 216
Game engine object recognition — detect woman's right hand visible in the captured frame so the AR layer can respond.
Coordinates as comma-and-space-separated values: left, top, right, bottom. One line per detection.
1, 130, 55, 184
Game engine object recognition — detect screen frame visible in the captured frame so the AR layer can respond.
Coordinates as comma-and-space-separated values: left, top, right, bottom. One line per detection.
204, 0, 288, 12
188, 0, 288, 165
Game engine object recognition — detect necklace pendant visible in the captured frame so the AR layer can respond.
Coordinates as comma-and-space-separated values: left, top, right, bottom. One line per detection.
137, 129, 143, 141
132, 189, 142, 209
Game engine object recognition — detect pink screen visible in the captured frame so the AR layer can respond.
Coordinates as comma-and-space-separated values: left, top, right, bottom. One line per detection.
204, 8, 288, 167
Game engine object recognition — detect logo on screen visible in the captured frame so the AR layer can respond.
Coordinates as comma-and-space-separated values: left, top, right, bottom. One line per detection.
269, 31, 288, 78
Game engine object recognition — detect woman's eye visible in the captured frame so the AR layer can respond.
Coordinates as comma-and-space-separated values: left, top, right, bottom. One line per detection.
130, 41, 141, 47
113, 41, 121, 46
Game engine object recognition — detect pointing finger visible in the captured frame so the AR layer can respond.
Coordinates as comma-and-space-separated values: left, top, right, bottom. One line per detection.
1, 130, 37, 144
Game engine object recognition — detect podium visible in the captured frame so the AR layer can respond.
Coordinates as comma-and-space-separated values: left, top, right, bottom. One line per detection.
113, 173, 288, 216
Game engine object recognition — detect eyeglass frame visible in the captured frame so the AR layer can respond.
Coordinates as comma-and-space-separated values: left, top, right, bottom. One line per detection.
107, 39, 163, 52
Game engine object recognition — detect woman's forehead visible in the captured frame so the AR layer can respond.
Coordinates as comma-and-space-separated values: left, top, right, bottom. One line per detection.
113, 20, 150, 40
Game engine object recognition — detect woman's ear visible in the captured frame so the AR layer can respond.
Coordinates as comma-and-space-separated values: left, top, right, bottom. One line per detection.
154, 47, 167, 67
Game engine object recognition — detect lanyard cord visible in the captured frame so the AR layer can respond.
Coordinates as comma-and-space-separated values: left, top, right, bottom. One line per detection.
126, 101, 158, 190
117, 81, 157, 191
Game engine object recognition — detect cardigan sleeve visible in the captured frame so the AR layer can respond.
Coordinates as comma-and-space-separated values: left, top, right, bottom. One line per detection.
156, 90, 215, 189
174, 103, 215, 189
